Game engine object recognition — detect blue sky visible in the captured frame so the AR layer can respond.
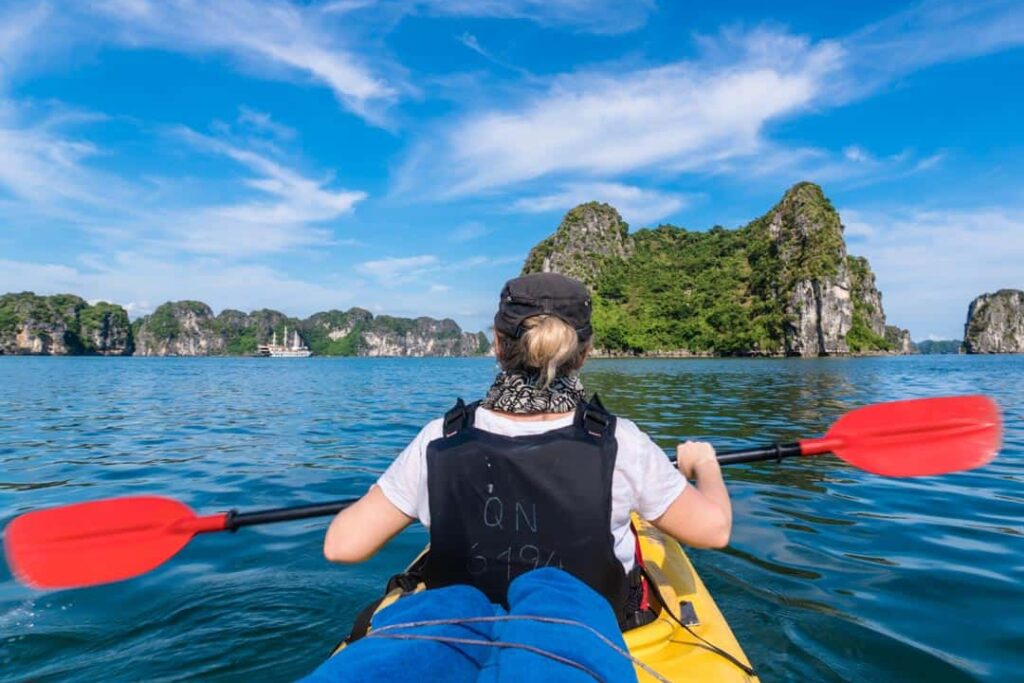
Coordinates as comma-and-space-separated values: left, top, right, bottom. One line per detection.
1, 0, 1022, 340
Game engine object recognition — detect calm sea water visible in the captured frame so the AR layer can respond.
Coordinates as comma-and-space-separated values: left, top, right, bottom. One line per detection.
0, 356, 1021, 682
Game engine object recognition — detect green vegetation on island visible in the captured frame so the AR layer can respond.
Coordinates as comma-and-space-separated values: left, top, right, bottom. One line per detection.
0, 292, 133, 355
1, 293, 490, 357
523, 182, 908, 357
916, 339, 962, 354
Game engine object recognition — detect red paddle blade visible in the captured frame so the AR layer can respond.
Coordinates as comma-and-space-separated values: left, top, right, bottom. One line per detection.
3, 496, 217, 590
805, 395, 1002, 477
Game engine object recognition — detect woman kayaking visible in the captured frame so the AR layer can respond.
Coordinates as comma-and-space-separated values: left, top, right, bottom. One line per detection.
323, 272, 733, 626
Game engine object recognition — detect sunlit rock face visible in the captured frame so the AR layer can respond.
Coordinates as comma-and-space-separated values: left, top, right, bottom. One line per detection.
964, 290, 1024, 354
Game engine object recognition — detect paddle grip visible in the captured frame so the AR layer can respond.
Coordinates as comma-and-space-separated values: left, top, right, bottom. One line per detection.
224, 499, 359, 531
715, 442, 803, 465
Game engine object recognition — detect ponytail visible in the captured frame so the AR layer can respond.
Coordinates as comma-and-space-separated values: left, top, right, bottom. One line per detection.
496, 315, 589, 388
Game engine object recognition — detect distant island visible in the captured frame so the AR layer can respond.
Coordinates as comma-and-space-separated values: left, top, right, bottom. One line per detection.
964, 289, 1024, 354
0, 294, 490, 357
523, 182, 913, 357
916, 339, 962, 354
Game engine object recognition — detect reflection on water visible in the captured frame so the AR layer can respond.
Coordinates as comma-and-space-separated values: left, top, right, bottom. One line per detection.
0, 355, 1021, 682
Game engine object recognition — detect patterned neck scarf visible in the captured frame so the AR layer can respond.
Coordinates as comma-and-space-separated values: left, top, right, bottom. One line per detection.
480, 371, 586, 414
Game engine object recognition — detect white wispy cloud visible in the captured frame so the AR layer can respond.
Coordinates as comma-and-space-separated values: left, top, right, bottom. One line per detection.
0, 101, 367, 260
357, 255, 439, 283
513, 182, 688, 226
449, 221, 491, 242
0, 102, 150, 230
172, 127, 367, 255
408, 0, 655, 35
842, 205, 1024, 339
0, 116, 101, 205
398, 29, 843, 197
356, 253, 521, 285
237, 106, 296, 141
0, 3, 54, 86
716, 142, 947, 189
88, 0, 400, 123
456, 32, 533, 78
841, 0, 1024, 99
0, 3, 370, 259
399, 1, 1024, 199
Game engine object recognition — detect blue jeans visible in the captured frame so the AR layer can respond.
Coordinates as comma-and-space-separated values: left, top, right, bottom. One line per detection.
301, 567, 637, 682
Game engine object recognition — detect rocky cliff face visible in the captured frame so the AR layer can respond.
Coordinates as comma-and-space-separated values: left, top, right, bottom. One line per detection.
522, 202, 633, 287
761, 184, 853, 355
131, 302, 489, 357
133, 303, 300, 356
301, 308, 374, 355
847, 257, 887, 337
133, 301, 228, 356
885, 325, 915, 354
0, 293, 490, 357
0, 292, 133, 355
964, 289, 1024, 353
360, 317, 488, 357
303, 309, 489, 357
521, 182, 906, 357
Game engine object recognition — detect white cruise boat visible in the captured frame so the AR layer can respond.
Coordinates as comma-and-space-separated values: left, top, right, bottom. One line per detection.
256, 326, 312, 357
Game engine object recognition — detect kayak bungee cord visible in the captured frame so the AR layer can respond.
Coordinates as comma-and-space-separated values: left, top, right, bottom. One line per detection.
366, 615, 673, 683
642, 567, 757, 678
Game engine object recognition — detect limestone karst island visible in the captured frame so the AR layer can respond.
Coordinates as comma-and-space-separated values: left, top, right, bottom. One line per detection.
2, 183, 1021, 358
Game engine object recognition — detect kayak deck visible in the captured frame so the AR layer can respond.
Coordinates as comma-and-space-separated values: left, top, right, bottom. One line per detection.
336, 517, 758, 681
627, 516, 758, 682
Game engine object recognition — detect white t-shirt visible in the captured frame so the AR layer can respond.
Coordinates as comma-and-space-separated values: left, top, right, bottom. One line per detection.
376, 407, 686, 572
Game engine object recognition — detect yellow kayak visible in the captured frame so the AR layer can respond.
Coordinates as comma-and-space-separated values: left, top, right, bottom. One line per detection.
627, 517, 758, 682
335, 516, 758, 682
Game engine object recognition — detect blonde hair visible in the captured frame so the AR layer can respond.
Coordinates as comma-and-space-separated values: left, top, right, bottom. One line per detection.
496, 315, 590, 388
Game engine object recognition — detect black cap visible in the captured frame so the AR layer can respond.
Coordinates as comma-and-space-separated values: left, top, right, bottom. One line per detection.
494, 272, 592, 341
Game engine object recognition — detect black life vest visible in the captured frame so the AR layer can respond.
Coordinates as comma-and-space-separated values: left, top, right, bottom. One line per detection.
422, 397, 630, 622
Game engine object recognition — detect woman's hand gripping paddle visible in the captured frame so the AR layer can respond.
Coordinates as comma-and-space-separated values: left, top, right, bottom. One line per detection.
3, 395, 1002, 591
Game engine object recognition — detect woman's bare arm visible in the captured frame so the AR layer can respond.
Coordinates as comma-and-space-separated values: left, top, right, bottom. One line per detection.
651, 442, 732, 548
323, 485, 415, 563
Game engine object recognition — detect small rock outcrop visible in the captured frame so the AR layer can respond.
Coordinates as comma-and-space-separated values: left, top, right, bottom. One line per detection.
884, 326, 915, 354
0, 292, 133, 355
964, 289, 1024, 353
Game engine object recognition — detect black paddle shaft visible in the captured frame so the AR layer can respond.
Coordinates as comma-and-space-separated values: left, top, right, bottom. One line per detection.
714, 442, 803, 465
223, 442, 809, 528
667, 441, 803, 466
226, 500, 359, 530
